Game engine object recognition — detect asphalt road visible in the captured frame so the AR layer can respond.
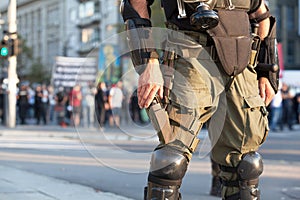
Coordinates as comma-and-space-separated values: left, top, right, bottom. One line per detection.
0, 124, 299, 200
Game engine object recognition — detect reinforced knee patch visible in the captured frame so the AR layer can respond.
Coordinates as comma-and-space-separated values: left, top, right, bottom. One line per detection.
145, 144, 189, 200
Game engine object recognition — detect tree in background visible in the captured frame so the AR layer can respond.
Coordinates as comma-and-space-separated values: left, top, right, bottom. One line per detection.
16, 37, 50, 84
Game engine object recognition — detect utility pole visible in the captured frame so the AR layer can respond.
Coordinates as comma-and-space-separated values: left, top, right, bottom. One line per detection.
6, 0, 18, 128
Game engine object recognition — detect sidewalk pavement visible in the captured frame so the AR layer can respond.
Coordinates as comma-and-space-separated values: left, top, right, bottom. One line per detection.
0, 164, 133, 200
0, 124, 151, 200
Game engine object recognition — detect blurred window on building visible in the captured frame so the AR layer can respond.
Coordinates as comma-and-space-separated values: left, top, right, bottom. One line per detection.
70, 8, 77, 23
81, 27, 100, 44
276, 6, 282, 38
94, 1, 100, 13
79, 1, 95, 19
287, 40, 295, 64
286, 6, 295, 31
47, 6, 59, 26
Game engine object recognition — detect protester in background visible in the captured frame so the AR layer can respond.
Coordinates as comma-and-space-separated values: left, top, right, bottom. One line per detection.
69, 84, 82, 126
55, 87, 68, 127
105, 84, 112, 126
0, 84, 5, 124
48, 85, 56, 124
63, 87, 71, 125
281, 82, 295, 130
17, 84, 29, 125
129, 89, 141, 124
296, 92, 300, 124
82, 83, 96, 128
27, 85, 35, 121
95, 82, 107, 128
34, 85, 46, 125
41, 84, 49, 125
270, 86, 283, 131
108, 81, 123, 127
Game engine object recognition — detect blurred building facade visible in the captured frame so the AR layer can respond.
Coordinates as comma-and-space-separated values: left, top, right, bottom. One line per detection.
269, 0, 300, 70
0, 0, 79, 76
0, 0, 120, 78
76, 0, 120, 58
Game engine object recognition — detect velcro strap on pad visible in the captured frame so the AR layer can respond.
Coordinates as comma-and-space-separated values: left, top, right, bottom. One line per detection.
148, 103, 174, 144
220, 165, 237, 173
222, 180, 239, 187
168, 105, 202, 152
148, 174, 182, 186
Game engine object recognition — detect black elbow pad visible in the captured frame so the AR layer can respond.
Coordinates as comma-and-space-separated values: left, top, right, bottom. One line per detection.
256, 16, 279, 93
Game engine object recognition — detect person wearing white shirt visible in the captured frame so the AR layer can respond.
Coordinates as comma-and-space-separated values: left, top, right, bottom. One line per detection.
108, 81, 123, 127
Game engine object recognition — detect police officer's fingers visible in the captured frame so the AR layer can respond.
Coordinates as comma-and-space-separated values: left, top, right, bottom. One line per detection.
158, 86, 164, 99
137, 85, 145, 98
138, 85, 153, 108
265, 95, 272, 106
265, 85, 275, 106
258, 79, 266, 101
138, 88, 146, 108
144, 86, 160, 108
259, 86, 266, 102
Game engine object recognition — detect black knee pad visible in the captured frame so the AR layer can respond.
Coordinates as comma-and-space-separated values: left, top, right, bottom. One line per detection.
145, 144, 189, 200
148, 144, 189, 187
221, 152, 263, 200
238, 151, 263, 181
237, 151, 263, 200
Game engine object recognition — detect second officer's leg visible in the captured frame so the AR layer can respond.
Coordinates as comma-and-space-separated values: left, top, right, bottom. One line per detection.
211, 64, 269, 200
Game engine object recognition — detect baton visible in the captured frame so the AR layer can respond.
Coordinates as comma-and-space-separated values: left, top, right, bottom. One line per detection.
256, 63, 279, 73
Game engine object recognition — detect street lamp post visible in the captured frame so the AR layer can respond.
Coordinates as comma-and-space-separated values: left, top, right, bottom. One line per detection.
6, 0, 19, 128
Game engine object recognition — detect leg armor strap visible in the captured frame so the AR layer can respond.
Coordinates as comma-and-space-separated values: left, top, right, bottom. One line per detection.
167, 104, 203, 153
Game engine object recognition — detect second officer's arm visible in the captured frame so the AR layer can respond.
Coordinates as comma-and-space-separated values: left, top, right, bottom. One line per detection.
250, 0, 276, 106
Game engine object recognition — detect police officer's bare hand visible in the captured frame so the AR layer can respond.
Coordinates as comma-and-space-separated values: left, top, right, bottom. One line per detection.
137, 58, 164, 108
258, 77, 275, 106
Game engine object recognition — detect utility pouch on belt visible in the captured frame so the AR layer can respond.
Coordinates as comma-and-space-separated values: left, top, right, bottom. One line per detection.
207, 9, 252, 76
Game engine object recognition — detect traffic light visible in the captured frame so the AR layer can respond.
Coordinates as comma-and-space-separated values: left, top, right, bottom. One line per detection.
10, 38, 20, 56
0, 37, 22, 58
0, 39, 9, 58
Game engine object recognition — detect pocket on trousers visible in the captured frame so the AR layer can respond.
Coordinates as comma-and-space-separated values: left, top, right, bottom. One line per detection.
243, 95, 269, 148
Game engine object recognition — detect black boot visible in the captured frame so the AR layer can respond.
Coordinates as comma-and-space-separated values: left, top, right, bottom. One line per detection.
144, 183, 182, 200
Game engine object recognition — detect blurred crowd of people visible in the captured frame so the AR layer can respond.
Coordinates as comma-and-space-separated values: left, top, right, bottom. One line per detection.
0, 80, 150, 128
268, 82, 300, 132
0, 80, 299, 131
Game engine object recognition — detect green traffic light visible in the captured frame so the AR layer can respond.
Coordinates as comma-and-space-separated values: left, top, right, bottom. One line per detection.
0, 46, 8, 57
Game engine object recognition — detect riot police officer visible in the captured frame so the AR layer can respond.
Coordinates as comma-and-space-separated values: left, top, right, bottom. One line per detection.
121, 0, 278, 199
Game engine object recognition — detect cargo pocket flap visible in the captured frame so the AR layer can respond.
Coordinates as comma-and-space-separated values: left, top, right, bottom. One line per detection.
244, 96, 265, 108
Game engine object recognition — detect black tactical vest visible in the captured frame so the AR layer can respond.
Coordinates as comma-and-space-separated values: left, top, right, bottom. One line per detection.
161, 0, 261, 31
